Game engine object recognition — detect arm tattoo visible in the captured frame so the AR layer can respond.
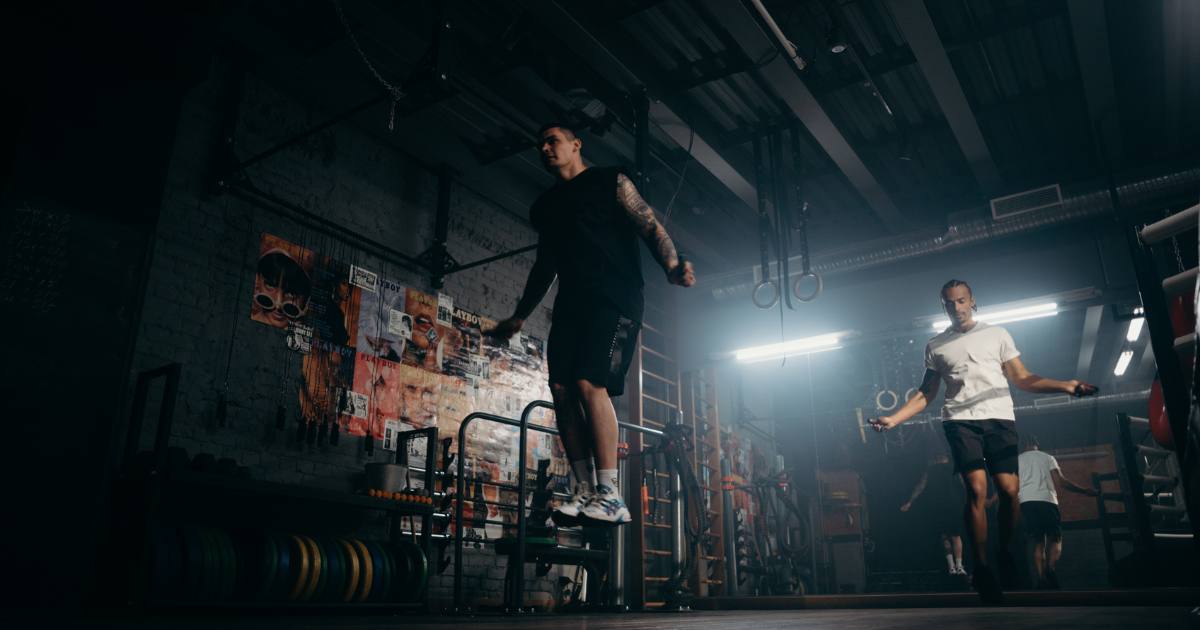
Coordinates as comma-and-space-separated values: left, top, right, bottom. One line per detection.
616, 173, 679, 271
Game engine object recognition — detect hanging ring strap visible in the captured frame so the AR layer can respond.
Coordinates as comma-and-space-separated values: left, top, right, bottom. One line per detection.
752, 133, 779, 309
769, 131, 794, 311
789, 124, 823, 303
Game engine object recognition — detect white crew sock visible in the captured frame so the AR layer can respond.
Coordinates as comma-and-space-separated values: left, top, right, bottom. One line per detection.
570, 459, 595, 494
597, 468, 621, 499
955, 558, 965, 572
946, 553, 956, 572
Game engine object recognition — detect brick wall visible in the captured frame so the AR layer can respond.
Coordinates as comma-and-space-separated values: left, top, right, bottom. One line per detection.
129, 62, 563, 609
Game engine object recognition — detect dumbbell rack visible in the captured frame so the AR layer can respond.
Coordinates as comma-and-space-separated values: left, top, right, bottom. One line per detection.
119, 363, 435, 611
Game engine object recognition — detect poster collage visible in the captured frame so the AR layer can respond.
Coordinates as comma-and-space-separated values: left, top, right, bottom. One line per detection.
249, 233, 564, 540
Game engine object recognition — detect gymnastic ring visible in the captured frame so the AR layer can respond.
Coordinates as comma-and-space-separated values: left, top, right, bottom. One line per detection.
875, 389, 898, 411
752, 280, 780, 309
905, 388, 917, 402
792, 271, 823, 302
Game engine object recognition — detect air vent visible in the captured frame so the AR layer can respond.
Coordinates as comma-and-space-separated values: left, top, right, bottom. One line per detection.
990, 184, 1063, 221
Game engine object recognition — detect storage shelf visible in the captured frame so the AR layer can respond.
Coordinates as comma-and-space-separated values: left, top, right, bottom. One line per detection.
165, 470, 434, 516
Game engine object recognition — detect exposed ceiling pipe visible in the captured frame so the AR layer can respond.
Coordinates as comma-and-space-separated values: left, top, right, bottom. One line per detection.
709, 167, 1200, 301
746, 0, 807, 72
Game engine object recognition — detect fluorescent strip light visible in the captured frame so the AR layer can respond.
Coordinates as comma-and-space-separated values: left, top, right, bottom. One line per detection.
1126, 317, 1144, 342
932, 302, 1059, 331
735, 333, 842, 363
1113, 349, 1134, 376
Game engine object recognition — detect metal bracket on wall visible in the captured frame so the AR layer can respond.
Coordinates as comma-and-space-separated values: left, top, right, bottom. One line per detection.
203, 17, 535, 291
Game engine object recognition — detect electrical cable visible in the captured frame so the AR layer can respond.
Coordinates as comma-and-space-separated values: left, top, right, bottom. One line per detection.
662, 126, 695, 228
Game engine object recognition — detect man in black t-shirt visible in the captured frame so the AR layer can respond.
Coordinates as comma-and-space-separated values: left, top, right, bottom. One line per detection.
486, 123, 695, 525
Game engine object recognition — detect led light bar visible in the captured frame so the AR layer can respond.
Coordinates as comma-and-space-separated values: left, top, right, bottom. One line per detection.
735, 333, 843, 363
932, 302, 1059, 331
1126, 317, 1144, 342
1113, 349, 1134, 376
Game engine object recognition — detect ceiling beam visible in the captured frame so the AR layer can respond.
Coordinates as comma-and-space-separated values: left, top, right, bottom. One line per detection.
1066, 0, 1123, 169
1137, 335, 1157, 379
704, 0, 905, 232
514, 0, 758, 216
888, 0, 1004, 196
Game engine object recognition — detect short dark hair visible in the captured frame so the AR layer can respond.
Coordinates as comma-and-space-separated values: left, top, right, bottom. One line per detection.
537, 123, 577, 140
1020, 433, 1040, 451
941, 279, 973, 299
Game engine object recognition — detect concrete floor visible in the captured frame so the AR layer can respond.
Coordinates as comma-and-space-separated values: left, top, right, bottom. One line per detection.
49, 606, 1200, 630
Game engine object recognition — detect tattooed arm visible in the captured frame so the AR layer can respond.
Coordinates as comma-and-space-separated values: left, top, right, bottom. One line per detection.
616, 172, 695, 286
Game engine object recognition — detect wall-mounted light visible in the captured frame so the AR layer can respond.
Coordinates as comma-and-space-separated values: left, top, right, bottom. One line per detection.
1113, 349, 1134, 376
931, 302, 1059, 331
735, 333, 843, 363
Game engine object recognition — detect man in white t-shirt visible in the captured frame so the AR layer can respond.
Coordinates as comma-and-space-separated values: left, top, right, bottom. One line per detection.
1018, 434, 1097, 589
869, 280, 1097, 604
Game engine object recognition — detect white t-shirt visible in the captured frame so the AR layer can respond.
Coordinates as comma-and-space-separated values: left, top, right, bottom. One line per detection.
1018, 449, 1060, 504
924, 322, 1020, 421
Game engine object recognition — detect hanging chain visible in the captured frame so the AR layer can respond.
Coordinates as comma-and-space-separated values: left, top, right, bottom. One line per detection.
333, 0, 406, 105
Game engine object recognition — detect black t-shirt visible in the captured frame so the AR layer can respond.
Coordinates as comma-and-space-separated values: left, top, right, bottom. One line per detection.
530, 166, 644, 321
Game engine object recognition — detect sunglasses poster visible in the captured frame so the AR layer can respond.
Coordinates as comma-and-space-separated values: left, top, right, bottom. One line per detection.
251, 233, 360, 348
249, 233, 557, 471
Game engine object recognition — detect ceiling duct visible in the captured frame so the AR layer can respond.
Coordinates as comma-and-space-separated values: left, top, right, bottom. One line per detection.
709, 167, 1200, 302
991, 184, 1064, 221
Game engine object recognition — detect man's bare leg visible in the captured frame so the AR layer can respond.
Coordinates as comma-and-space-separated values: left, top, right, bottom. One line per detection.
992, 471, 1021, 584
576, 379, 618, 475
962, 467, 1003, 601
993, 472, 1021, 553
549, 382, 597, 524
962, 468, 991, 568
1032, 539, 1046, 582
576, 379, 630, 524
550, 382, 591, 464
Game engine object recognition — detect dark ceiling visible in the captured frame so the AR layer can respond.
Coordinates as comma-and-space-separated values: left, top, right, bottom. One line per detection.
220, 0, 1200, 275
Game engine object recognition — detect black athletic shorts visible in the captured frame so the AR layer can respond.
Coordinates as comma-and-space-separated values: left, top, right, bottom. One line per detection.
941, 419, 1019, 475
547, 298, 640, 397
1022, 500, 1062, 541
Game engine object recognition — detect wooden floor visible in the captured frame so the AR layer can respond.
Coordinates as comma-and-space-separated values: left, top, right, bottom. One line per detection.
55, 607, 1199, 629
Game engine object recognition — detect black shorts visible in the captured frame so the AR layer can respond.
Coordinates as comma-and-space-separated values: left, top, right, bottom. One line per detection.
1022, 500, 1062, 541
547, 299, 640, 397
941, 419, 1019, 475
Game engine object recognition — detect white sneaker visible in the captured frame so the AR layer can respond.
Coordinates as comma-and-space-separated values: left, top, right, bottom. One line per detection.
579, 486, 631, 526
552, 487, 592, 526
